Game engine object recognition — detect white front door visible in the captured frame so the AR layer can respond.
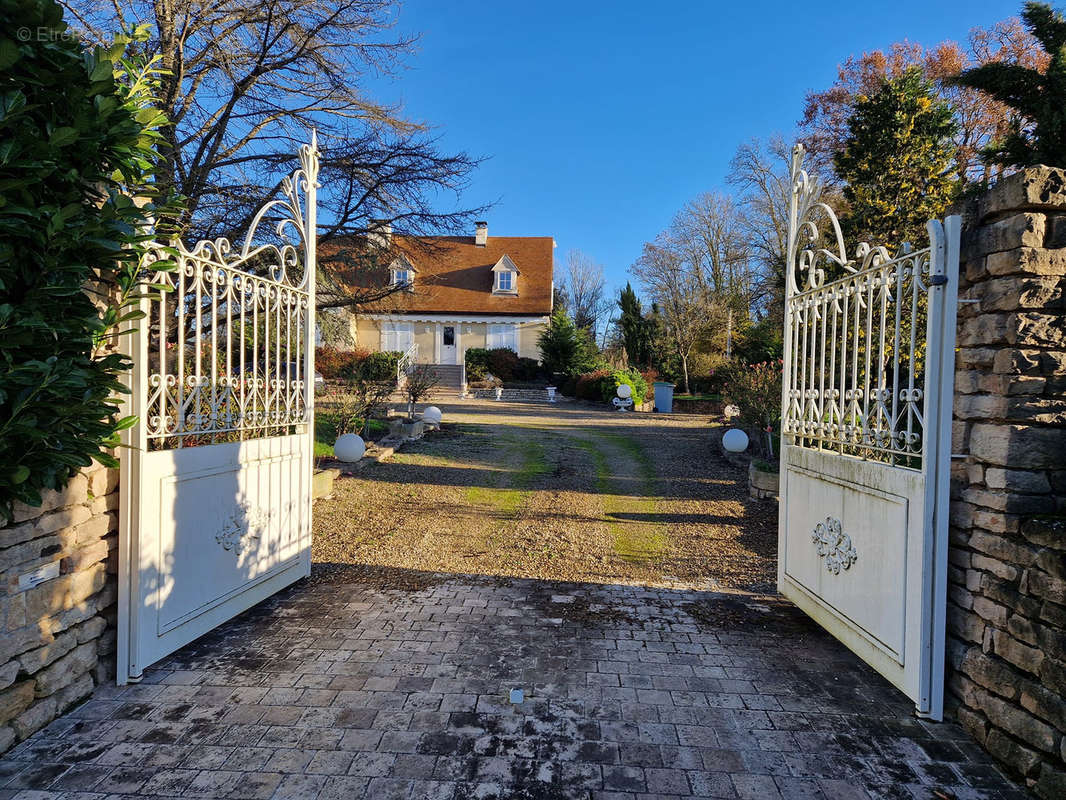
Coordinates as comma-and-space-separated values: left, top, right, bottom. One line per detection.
440, 325, 457, 364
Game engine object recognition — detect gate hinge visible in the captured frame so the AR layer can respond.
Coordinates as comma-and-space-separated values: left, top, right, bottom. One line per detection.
929, 275, 949, 286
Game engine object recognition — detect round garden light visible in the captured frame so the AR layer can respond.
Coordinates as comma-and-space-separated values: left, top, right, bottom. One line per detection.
333, 433, 365, 462
722, 428, 749, 453
616, 383, 632, 399
423, 406, 442, 426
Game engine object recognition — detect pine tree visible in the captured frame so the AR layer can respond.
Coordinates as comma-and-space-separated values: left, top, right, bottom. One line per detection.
834, 67, 960, 247
952, 2, 1066, 169
617, 282, 651, 367
541, 309, 584, 379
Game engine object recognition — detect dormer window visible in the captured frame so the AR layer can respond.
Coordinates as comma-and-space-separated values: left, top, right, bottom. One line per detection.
390, 257, 416, 291
491, 255, 519, 295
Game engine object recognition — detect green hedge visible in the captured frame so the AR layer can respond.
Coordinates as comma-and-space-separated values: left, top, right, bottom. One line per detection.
465, 347, 541, 382
571, 368, 647, 406
315, 347, 400, 382
0, 7, 179, 520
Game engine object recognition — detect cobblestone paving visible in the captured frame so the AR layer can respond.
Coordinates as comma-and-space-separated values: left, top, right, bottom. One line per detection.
0, 574, 1027, 800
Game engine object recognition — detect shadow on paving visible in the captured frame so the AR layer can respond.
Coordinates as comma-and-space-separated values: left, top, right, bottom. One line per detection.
0, 566, 1027, 800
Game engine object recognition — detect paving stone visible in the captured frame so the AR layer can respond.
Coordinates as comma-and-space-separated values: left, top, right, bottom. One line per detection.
0, 575, 1030, 800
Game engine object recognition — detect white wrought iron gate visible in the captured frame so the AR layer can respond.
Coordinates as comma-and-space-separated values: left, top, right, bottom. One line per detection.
118, 137, 319, 682
778, 145, 959, 719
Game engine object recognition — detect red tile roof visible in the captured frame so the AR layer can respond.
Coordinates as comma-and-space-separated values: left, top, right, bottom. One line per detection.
326, 234, 554, 316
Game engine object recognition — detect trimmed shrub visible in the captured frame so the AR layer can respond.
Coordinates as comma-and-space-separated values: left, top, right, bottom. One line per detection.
571, 368, 649, 406
600, 368, 648, 407
0, 9, 181, 520
465, 347, 530, 382
358, 351, 401, 382
575, 369, 611, 401
720, 359, 783, 459
315, 347, 400, 382
315, 346, 370, 378
513, 357, 542, 382
487, 348, 519, 381
464, 347, 491, 380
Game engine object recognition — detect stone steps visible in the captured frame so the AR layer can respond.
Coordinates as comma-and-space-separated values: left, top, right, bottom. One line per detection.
424, 364, 464, 396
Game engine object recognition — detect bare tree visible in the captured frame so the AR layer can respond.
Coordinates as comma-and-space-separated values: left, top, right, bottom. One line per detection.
727, 136, 794, 325
631, 238, 723, 395
559, 250, 609, 337
671, 192, 752, 306
64, 0, 488, 311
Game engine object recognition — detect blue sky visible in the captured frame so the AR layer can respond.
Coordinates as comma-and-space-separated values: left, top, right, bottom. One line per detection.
370, 0, 1022, 296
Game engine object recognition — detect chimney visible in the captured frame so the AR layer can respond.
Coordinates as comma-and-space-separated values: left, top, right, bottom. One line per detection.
475, 221, 488, 246
368, 218, 392, 248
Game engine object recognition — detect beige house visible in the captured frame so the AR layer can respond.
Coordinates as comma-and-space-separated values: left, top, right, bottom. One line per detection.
339, 221, 555, 365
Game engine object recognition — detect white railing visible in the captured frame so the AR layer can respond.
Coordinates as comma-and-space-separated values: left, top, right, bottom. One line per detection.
396, 342, 419, 385
782, 144, 955, 468
139, 137, 320, 448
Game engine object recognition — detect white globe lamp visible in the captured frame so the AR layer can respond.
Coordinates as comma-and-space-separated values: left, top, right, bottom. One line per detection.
423, 406, 442, 426
722, 428, 749, 453
333, 433, 365, 462
616, 383, 632, 399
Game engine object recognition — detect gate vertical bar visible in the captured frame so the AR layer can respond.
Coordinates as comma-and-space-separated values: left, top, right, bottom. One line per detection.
301, 131, 319, 578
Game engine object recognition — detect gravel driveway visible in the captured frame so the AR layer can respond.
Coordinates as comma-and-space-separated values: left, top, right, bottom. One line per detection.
313, 400, 778, 592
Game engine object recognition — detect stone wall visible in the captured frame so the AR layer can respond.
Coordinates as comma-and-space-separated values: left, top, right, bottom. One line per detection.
948, 166, 1066, 799
0, 462, 118, 752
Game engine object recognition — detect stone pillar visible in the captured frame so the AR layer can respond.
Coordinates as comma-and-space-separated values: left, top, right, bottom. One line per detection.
948, 166, 1066, 799
0, 462, 118, 752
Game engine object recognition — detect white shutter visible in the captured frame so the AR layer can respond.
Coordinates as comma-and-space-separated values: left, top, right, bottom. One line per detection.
487, 324, 518, 353
382, 322, 413, 352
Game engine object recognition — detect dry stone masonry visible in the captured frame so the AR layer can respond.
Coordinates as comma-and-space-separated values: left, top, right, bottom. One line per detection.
948, 165, 1066, 799
0, 462, 118, 753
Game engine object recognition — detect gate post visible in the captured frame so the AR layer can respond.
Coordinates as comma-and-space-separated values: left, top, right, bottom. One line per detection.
918, 215, 961, 718
945, 167, 1066, 797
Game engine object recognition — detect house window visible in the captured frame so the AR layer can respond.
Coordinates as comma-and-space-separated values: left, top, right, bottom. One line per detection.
487, 324, 518, 353
491, 255, 518, 293
391, 268, 412, 288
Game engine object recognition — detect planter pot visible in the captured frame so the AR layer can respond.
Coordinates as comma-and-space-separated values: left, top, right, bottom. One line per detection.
312, 468, 341, 500
399, 419, 424, 440
748, 461, 780, 500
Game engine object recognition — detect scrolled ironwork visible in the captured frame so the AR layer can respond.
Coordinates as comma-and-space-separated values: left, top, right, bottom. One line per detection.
139, 135, 320, 449
783, 144, 945, 467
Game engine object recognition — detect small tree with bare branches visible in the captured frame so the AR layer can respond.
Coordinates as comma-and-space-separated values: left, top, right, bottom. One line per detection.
402, 364, 440, 420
